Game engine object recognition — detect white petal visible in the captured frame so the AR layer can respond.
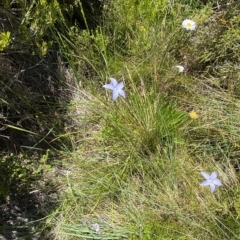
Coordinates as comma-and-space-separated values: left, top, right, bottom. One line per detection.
103, 84, 114, 90
210, 184, 216, 193
173, 65, 184, 72
91, 223, 100, 232
110, 77, 118, 87
118, 89, 126, 98
201, 172, 210, 180
213, 179, 222, 186
182, 19, 188, 27
200, 180, 210, 186
210, 172, 217, 179
112, 89, 119, 101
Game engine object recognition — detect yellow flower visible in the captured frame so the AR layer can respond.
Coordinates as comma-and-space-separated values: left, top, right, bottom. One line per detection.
189, 111, 198, 119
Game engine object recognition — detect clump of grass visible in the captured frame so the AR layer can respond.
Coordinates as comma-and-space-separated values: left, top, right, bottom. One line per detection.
99, 79, 188, 157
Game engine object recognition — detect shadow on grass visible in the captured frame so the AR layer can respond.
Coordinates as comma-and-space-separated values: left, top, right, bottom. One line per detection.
0, 48, 71, 239
0, 49, 71, 152
0, 184, 56, 240
0, 1, 103, 239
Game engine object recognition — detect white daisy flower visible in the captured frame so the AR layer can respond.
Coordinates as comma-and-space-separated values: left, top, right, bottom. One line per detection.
173, 65, 185, 73
182, 19, 196, 30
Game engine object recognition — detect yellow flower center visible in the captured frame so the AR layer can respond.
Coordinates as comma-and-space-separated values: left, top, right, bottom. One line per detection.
187, 22, 192, 27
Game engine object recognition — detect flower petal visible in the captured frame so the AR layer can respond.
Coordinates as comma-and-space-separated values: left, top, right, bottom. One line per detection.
213, 179, 222, 186
103, 84, 114, 90
210, 183, 216, 193
173, 65, 184, 73
201, 172, 210, 180
110, 77, 118, 87
210, 172, 217, 179
118, 89, 126, 98
91, 223, 100, 232
112, 89, 119, 101
116, 82, 124, 90
200, 180, 210, 186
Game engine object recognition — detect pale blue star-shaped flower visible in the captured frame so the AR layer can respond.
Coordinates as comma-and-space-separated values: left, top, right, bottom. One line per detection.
103, 77, 126, 101
200, 171, 222, 193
